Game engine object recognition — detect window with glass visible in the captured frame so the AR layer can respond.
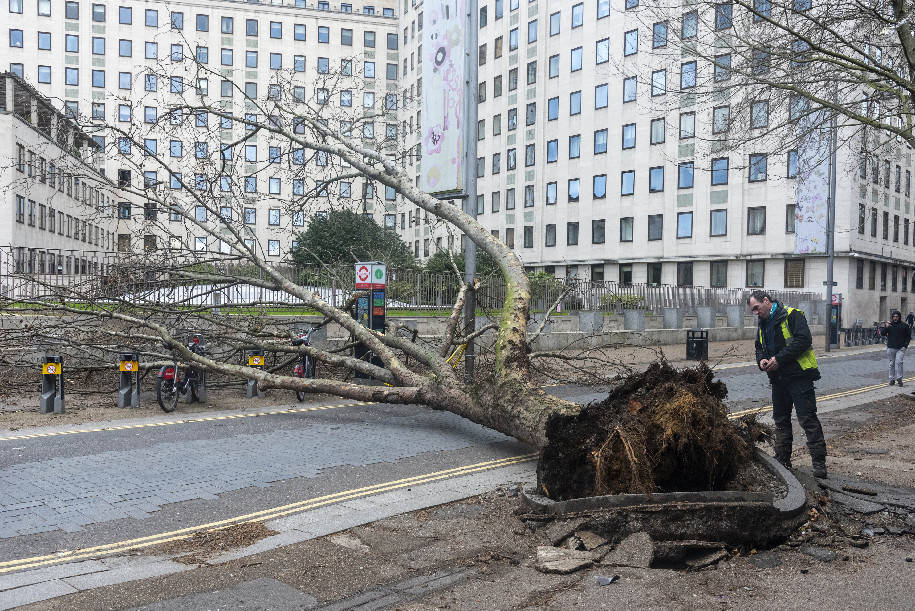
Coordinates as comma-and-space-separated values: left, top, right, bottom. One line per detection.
592, 219, 606, 244
711, 158, 728, 185
648, 214, 663, 241
787, 150, 799, 178
676, 212, 693, 239
715, 2, 732, 29
749, 153, 768, 181
751, 101, 769, 128
568, 178, 580, 201
623, 76, 637, 102
747, 206, 766, 234
571, 47, 582, 71
650, 118, 665, 144
710, 209, 727, 236
786, 204, 797, 233
653, 22, 668, 48
570, 91, 581, 115
651, 70, 666, 96
573, 3, 584, 26
593, 174, 607, 198
624, 30, 638, 55
680, 61, 696, 89
621, 170, 635, 195
746, 261, 765, 287
682, 10, 697, 39
678, 162, 694, 188
649, 166, 664, 192
712, 106, 729, 134
622, 124, 636, 149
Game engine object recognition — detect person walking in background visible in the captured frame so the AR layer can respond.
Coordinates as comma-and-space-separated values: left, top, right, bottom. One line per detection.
747, 290, 827, 478
881, 311, 910, 387
906, 311, 914, 334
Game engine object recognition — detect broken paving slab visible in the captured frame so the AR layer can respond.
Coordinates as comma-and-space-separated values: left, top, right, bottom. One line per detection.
601, 532, 654, 569
535, 546, 594, 574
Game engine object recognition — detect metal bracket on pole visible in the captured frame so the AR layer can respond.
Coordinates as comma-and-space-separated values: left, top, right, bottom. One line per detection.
118, 351, 140, 408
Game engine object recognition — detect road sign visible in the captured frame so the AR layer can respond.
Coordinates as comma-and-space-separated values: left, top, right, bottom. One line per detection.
371, 263, 386, 288
822, 281, 837, 286
42, 362, 61, 375
355, 264, 371, 289
248, 355, 264, 366
119, 360, 138, 372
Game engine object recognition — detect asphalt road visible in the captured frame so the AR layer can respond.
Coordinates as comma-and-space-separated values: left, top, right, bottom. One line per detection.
0, 347, 898, 566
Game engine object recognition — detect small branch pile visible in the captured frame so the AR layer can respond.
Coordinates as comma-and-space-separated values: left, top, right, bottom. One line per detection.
538, 362, 752, 500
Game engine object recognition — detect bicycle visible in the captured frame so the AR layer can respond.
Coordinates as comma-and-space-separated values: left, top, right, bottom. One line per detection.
292, 328, 317, 402
156, 335, 206, 412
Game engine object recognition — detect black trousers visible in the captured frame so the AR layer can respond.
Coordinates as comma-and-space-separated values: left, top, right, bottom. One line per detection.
771, 377, 826, 462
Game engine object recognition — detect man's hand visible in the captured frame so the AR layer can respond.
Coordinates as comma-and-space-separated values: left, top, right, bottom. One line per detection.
759, 358, 769, 371
763, 357, 780, 372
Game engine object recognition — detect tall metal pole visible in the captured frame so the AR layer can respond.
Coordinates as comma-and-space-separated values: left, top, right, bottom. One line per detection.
825, 111, 838, 352
461, 0, 479, 378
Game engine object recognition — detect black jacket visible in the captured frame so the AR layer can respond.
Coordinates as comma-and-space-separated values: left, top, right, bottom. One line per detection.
754, 303, 821, 382
881, 320, 911, 350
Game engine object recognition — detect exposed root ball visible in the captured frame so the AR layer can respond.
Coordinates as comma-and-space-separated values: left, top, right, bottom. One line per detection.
538, 362, 752, 500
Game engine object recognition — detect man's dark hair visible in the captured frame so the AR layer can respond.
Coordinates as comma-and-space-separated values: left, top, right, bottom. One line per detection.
746, 290, 773, 305
891, 310, 901, 318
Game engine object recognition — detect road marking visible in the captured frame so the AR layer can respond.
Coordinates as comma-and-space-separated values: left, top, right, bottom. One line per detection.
0, 453, 537, 574
0, 402, 369, 443
728, 375, 915, 419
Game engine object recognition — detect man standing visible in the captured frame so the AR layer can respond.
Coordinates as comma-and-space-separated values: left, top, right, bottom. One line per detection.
880, 311, 910, 387
748, 290, 827, 478
905, 311, 914, 333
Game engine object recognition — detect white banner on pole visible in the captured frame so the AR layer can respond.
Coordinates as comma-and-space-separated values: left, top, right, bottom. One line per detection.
420, 0, 465, 195
794, 110, 830, 254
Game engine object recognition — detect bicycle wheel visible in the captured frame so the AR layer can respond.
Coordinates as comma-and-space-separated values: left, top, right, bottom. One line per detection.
156, 377, 179, 412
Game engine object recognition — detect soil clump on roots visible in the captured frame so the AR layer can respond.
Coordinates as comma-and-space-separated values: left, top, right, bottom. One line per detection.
538, 362, 753, 501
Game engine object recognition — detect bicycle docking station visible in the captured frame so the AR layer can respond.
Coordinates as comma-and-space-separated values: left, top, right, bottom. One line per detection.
40, 354, 65, 414
246, 349, 266, 398
118, 352, 141, 408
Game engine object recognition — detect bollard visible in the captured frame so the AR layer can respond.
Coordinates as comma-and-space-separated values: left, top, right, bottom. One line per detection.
246, 349, 265, 398
118, 352, 140, 408
196, 369, 208, 403
40, 355, 65, 414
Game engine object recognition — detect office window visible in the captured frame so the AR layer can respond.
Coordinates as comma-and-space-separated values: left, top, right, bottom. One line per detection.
594, 129, 608, 154
713, 106, 730, 134
871, 207, 878, 237
221, 48, 233, 65
196, 13, 208, 31
571, 47, 582, 71
528, 19, 537, 43
37, 65, 51, 83
648, 215, 663, 241
525, 143, 535, 166
523, 226, 534, 248
676, 262, 694, 287
787, 150, 799, 178
119, 6, 131, 24
682, 10, 698, 39
270, 21, 282, 38
653, 22, 668, 48
749, 153, 768, 181
621, 170, 635, 195
707, 261, 727, 287
715, 2, 733, 29
624, 30, 638, 56
570, 91, 581, 115
364, 30, 376, 47
38, 32, 51, 50
786, 204, 797, 233
748, 206, 767, 234
746, 261, 765, 287
509, 27, 518, 50
592, 219, 606, 244
548, 54, 559, 78
270, 53, 282, 69
171, 44, 183, 61
65, 67, 79, 85
651, 70, 666, 96
623, 77, 637, 102
593, 174, 607, 198
678, 162, 694, 188
550, 11, 560, 35
547, 96, 559, 120
622, 124, 636, 149
677, 212, 693, 238
544, 224, 556, 247
710, 209, 727, 236
568, 178, 580, 201
751, 101, 769, 128
714, 54, 731, 81
547, 140, 558, 163
754, 0, 772, 19
650, 118, 665, 144
711, 158, 728, 185
67, 34, 79, 52
565, 134, 580, 159
595, 84, 609, 109
596, 37, 610, 64
619, 217, 634, 242
649, 166, 664, 192
118, 39, 132, 57
66, 0, 79, 18
680, 61, 697, 89
526, 102, 536, 126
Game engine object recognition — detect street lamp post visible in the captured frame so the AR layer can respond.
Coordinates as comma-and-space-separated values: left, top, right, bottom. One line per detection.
461, 0, 479, 377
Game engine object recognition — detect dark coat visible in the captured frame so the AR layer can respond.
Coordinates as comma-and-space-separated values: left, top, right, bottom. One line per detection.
754, 303, 821, 383
881, 320, 911, 350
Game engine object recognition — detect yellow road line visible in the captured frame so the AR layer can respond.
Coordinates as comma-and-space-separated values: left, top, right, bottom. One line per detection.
0, 453, 537, 574
728, 375, 915, 419
0, 402, 370, 443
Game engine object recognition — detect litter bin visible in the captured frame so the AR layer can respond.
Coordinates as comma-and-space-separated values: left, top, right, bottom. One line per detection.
686, 329, 708, 361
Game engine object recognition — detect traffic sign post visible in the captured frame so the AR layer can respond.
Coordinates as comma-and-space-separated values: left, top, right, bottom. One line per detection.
40, 354, 65, 414
246, 349, 265, 398
353, 262, 387, 378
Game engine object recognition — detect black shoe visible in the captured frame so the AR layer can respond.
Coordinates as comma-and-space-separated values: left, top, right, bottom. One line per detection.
813, 462, 828, 479
897, 379, 904, 387
889, 379, 896, 386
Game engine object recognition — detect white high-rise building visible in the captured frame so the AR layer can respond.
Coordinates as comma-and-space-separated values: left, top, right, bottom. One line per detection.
2, 0, 914, 325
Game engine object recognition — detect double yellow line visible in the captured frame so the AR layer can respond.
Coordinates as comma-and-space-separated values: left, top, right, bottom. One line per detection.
0, 453, 536, 575
0, 402, 369, 443
728, 375, 915, 419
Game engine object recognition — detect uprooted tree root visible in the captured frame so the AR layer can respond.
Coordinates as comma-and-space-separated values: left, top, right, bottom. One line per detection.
538, 361, 757, 501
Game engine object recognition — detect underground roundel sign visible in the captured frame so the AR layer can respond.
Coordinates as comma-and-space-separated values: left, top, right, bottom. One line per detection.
355, 264, 371, 289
